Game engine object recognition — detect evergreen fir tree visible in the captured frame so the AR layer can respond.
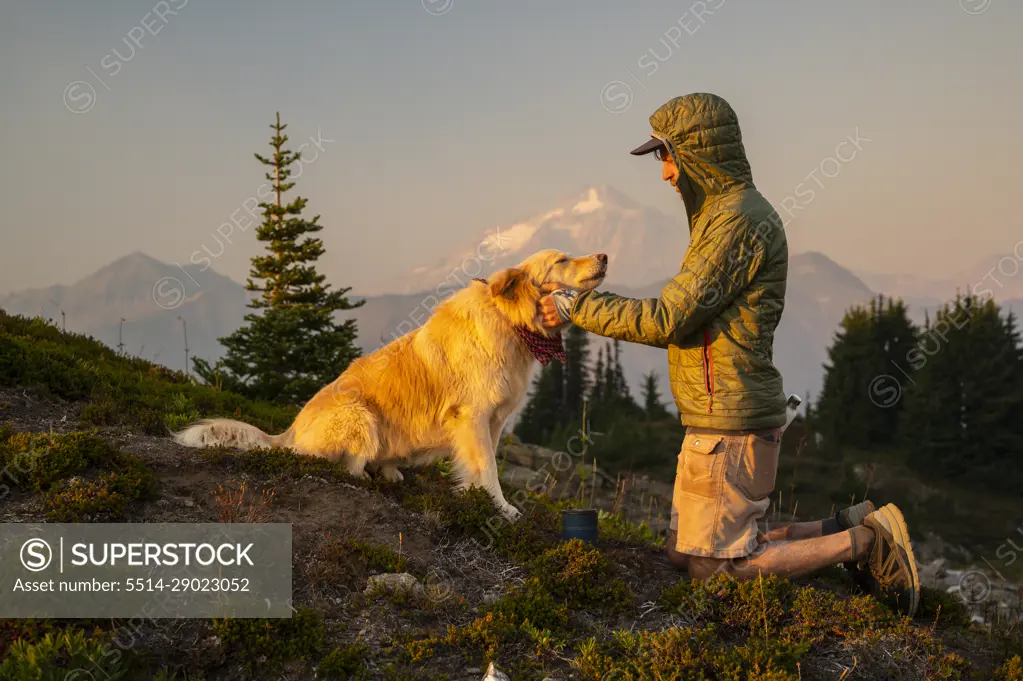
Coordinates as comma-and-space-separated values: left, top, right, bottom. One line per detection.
515, 362, 562, 445
641, 370, 670, 421
603, 341, 617, 402
815, 296, 917, 450
550, 352, 565, 415
613, 340, 629, 400
899, 295, 972, 477
590, 345, 606, 406
193, 113, 363, 405
612, 339, 640, 412
900, 294, 1023, 488
868, 295, 918, 444
562, 324, 590, 421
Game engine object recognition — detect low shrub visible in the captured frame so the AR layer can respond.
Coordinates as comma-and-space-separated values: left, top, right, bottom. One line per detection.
0, 430, 111, 492
317, 642, 370, 680
0, 619, 107, 659
661, 573, 901, 643
0, 628, 130, 681
405, 486, 560, 562
528, 538, 633, 613
210, 608, 325, 669
206, 446, 356, 484
597, 509, 661, 547
0, 429, 158, 521
573, 627, 807, 681
46, 473, 130, 521
994, 656, 1023, 681
917, 585, 973, 628
79, 395, 118, 426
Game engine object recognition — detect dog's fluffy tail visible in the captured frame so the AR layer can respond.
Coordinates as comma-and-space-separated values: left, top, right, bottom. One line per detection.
172, 418, 292, 450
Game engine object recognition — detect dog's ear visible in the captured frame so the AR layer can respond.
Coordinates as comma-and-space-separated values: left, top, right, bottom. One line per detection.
489, 268, 526, 300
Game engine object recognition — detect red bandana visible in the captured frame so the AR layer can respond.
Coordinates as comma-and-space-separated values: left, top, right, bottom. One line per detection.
473, 277, 567, 366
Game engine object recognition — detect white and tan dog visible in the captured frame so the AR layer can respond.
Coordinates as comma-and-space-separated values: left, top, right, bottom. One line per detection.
173, 249, 607, 519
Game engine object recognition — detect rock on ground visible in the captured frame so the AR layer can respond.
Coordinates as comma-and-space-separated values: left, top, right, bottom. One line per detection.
364, 572, 424, 598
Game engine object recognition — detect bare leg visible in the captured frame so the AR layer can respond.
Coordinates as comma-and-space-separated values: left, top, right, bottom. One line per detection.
666, 522, 832, 571
764, 510, 852, 541
688, 526, 875, 581
763, 520, 824, 542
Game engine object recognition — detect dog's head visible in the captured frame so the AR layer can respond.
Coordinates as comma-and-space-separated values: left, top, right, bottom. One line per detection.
486, 250, 608, 335
515, 249, 608, 295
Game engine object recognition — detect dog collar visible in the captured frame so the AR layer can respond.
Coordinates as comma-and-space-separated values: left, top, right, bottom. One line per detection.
473, 277, 567, 366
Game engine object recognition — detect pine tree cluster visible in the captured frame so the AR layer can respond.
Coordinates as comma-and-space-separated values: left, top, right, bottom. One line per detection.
814, 293, 1023, 491
515, 327, 683, 475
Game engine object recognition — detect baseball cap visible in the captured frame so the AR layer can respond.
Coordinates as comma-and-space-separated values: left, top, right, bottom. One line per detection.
629, 136, 666, 156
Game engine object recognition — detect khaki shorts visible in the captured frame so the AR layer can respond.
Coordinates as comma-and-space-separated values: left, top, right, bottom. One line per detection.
669, 428, 782, 559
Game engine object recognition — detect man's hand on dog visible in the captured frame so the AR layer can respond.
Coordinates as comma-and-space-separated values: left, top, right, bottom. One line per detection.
540, 294, 562, 328
540, 288, 579, 328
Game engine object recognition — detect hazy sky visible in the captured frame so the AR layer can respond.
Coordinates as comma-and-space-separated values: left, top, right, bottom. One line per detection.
1, 0, 1020, 295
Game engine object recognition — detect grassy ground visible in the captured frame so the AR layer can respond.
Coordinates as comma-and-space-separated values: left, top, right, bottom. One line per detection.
2, 311, 1022, 680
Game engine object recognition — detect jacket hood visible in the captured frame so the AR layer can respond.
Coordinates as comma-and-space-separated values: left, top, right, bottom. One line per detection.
649, 93, 754, 202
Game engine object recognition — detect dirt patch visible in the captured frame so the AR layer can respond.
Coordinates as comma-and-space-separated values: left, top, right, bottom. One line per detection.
0, 387, 82, 434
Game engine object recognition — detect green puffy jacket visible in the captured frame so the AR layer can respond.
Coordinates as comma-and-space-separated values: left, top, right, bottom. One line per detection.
569, 93, 788, 430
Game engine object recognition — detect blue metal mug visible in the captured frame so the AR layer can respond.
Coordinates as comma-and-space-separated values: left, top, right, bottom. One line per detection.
562, 509, 598, 545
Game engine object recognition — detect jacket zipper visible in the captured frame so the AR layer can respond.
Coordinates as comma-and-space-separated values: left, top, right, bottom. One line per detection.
703, 330, 714, 413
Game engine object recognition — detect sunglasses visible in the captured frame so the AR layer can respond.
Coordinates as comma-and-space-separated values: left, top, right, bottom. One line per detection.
654, 146, 674, 163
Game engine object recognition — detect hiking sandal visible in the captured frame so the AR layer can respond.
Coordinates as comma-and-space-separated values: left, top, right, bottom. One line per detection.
861, 503, 921, 617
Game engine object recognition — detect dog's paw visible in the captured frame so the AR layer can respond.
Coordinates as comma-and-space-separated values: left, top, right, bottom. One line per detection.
500, 504, 522, 522
345, 466, 370, 480
380, 466, 404, 483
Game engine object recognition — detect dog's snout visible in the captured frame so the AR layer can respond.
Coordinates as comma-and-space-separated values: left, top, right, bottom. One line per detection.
595, 253, 608, 265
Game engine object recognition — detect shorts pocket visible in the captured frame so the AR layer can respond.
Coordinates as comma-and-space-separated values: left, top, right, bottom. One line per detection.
734, 433, 780, 501
677, 434, 724, 500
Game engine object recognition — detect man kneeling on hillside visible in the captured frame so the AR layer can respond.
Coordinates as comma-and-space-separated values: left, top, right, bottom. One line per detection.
540, 93, 920, 616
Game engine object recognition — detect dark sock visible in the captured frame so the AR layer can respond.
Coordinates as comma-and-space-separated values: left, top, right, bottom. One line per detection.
847, 525, 875, 562
821, 516, 842, 536
847, 528, 860, 562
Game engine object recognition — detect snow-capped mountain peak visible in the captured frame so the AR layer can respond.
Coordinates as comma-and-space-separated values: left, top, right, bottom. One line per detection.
572, 187, 604, 215
373, 185, 689, 295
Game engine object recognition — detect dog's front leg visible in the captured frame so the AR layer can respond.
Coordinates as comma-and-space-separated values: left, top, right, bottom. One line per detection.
489, 410, 507, 454
451, 414, 520, 522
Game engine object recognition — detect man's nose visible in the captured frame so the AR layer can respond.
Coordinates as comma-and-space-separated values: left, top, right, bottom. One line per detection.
596, 253, 608, 265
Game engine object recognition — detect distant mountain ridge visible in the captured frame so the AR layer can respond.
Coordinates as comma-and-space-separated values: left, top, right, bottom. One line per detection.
0, 252, 248, 373
5, 186, 1018, 407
